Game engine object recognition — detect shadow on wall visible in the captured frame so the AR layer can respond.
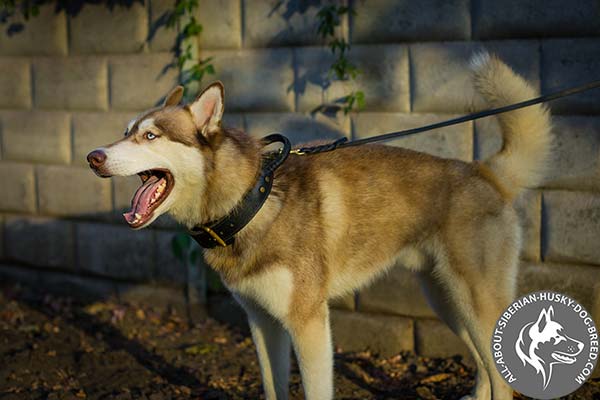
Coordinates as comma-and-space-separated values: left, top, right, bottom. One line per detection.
1, 0, 144, 35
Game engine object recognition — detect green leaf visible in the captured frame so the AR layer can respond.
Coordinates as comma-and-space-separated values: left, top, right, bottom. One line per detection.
355, 91, 366, 109
190, 248, 200, 264
171, 233, 191, 262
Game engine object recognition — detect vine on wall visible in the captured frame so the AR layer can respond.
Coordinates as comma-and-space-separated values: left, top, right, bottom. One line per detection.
316, 4, 365, 114
164, 0, 215, 100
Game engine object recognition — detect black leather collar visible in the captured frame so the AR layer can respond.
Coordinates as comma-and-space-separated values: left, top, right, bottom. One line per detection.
189, 134, 291, 249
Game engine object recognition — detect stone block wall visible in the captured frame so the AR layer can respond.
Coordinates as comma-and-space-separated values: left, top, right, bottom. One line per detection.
1, 0, 599, 362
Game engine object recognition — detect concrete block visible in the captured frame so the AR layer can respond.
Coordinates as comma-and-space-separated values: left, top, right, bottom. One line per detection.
4, 216, 73, 269
0, 263, 41, 286
76, 222, 154, 280
37, 165, 112, 216
352, 0, 470, 43
0, 5, 67, 56
40, 271, 118, 302
415, 318, 471, 361
473, 0, 600, 40
72, 111, 137, 166
0, 215, 4, 260
330, 294, 355, 311
542, 39, 600, 115
330, 310, 414, 356
221, 113, 245, 131
204, 48, 294, 112
518, 262, 600, 325
148, 0, 178, 52
1, 111, 70, 164
542, 190, 600, 266
296, 45, 409, 112
411, 41, 540, 113
208, 293, 248, 330
117, 283, 199, 311
243, 0, 344, 47
513, 190, 542, 262
0, 58, 31, 108
353, 113, 473, 161
244, 112, 350, 145
113, 175, 142, 212
196, 0, 241, 48
0, 162, 36, 213
109, 53, 178, 110
474, 116, 503, 161
358, 266, 435, 318
33, 56, 108, 110
154, 230, 189, 284
70, 3, 148, 54
542, 116, 600, 191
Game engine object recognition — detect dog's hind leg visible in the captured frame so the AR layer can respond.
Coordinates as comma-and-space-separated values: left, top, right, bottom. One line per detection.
434, 215, 519, 400
238, 297, 291, 400
418, 271, 491, 400
288, 304, 334, 400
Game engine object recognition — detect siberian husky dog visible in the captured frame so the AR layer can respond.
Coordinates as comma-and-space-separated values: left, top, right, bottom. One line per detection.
87, 53, 552, 400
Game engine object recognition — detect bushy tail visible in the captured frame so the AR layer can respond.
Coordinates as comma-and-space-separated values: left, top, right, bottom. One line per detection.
471, 53, 553, 198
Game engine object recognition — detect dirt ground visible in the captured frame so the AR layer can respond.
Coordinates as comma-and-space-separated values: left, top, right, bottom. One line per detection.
0, 283, 598, 400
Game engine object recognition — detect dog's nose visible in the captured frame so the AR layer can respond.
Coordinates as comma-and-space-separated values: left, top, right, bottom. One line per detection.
87, 150, 107, 168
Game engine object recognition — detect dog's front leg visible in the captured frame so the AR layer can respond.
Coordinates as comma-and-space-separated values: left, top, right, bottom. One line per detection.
289, 304, 333, 400
237, 296, 291, 400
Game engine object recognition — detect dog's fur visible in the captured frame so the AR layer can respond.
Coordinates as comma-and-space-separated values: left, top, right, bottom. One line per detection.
88, 54, 553, 399
515, 306, 584, 390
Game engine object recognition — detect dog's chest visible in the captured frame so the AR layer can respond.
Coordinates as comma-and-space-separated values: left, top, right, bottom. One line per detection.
224, 266, 294, 321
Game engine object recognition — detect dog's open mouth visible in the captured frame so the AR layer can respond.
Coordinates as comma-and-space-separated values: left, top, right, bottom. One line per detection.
552, 351, 577, 364
123, 169, 174, 228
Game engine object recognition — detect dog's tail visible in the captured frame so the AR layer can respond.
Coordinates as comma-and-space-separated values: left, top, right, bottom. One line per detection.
471, 52, 553, 199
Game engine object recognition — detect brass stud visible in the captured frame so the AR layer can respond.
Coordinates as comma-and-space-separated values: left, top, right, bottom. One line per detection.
259, 186, 266, 193
230, 223, 234, 227
265, 176, 270, 183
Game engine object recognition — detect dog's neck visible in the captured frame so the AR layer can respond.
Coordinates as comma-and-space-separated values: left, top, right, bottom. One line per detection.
194, 129, 262, 227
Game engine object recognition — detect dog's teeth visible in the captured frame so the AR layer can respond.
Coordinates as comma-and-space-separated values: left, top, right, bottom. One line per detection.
135, 213, 141, 219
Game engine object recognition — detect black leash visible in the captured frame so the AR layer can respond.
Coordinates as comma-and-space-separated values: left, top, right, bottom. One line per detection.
290, 79, 600, 156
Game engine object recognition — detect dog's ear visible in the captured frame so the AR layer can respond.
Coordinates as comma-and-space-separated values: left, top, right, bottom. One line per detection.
535, 307, 551, 333
187, 81, 224, 136
163, 86, 184, 107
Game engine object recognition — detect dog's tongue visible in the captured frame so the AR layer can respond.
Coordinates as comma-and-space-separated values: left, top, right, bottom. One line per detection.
123, 175, 163, 224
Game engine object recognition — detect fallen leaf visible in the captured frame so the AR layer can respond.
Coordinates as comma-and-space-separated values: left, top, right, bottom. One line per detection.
184, 344, 217, 355
419, 372, 452, 384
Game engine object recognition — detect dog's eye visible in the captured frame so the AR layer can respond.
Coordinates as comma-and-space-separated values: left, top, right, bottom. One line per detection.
145, 132, 157, 140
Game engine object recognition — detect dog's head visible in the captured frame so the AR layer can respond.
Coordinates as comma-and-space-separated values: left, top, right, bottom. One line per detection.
515, 306, 584, 388
86, 82, 226, 229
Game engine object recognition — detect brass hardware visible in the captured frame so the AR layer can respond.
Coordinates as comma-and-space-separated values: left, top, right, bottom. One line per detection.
259, 186, 265, 193
265, 176, 270, 182
290, 149, 305, 155
201, 226, 227, 247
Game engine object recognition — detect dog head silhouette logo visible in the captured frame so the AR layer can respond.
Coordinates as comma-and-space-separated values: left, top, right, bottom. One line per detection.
515, 306, 584, 389
492, 291, 598, 399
